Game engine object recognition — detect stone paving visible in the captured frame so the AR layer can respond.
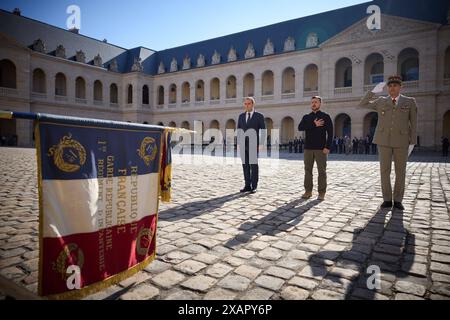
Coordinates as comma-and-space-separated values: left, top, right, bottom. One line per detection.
1, 147, 450, 300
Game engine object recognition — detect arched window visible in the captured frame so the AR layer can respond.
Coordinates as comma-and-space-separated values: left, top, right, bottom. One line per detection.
243, 73, 254, 97
94, 80, 103, 101
169, 84, 177, 104
196, 80, 205, 102
0, 59, 17, 89
182, 82, 190, 103
110, 83, 118, 104
75, 77, 86, 99
335, 58, 352, 88
445, 47, 450, 79
55, 72, 67, 96
398, 48, 419, 82
281, 117, 294, 144
226, 76, 237, 99
262, 70, 274, 96
443, 111, 450, 140
127, 84, 133, 104
304, 64, 318, 92
335, 114, 352, 137
181, 121, 190, 130
142, 85, 149, 105
282, 67, 295, 94
32, 68, 46, 93
364, 53, 384, 85
158, 86, 165, 105
210, 78, 220, 100
364, 112, 378, 138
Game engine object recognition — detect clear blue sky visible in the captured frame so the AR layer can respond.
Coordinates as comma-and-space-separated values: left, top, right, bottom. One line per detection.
0, 0, 368, 50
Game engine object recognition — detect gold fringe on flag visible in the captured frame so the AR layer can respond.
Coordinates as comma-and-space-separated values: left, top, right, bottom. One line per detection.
159, 129, 172, 203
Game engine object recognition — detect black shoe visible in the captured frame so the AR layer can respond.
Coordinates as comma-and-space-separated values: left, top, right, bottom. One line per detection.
381, 201, 393, 209
394, 202, 405, 210
250, 188, 257, 194
240, 187, 252, 193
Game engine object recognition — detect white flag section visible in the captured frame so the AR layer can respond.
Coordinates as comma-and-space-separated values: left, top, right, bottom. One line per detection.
42, 173, 159, 238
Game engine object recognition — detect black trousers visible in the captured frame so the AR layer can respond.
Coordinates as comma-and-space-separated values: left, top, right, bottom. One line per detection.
242, 149, 259, 189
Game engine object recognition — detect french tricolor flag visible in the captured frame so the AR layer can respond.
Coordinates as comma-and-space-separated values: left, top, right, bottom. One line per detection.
34, 118, 171, 299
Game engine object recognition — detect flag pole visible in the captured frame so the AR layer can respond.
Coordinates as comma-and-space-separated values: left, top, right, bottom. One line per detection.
0, 110, 195, 133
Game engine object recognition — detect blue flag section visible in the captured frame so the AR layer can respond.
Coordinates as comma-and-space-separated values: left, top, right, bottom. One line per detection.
38, 122, 162, 180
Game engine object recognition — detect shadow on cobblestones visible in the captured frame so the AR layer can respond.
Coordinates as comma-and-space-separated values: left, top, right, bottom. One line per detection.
224, 199, 321, 249
278, 151, 449, 164
158, 192, 246, 222
309, 208, 415, 300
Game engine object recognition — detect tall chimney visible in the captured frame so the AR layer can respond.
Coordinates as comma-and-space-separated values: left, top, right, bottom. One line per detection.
12, 8, 21, 16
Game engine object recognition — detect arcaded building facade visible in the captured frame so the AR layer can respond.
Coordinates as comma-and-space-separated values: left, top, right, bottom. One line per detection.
1, 0, 450, 149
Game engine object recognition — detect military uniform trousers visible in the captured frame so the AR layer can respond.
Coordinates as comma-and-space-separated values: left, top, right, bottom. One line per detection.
304, 149, 327, 194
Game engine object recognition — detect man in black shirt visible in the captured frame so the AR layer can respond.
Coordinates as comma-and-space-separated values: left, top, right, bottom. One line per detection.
298, 96, 334, 201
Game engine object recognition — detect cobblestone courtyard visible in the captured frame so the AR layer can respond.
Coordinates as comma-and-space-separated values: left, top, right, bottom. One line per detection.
1, 147, 450, 300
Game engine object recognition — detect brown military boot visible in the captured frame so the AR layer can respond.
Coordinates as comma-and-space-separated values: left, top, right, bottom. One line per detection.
301, 191, 312, 199
318, 192, 326, 201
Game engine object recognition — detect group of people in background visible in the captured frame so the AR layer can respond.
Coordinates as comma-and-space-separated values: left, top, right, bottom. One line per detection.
286, 135, 377, 155
287, 138, 304, 154
333, 135, 378, 155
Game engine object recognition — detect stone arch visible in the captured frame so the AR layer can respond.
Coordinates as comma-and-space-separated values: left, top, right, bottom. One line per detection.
196, 80, 205, 102
210, 78, 220, 100
55, 72, 67, 96
0, 118, 17, 146
182, 82, 190, 103
157, 85, 164, 105
335, 58, 352, 88
226, 76, 237, 99
32, 68, 46, 93
0, 59, 16, 88
127, 84, 133, 104
281, 117, 295, 144
335, 113, 352, 138
363, 112, 378, 138
282, 67, 295, 94
443, 110, 450, 141
142, 85, 149, 105
262, 70, 274, 96
169, 83, 177, 104
243, 73, 255, 97
398, 48, 419, 81
304, 64, 318, 92
364, 53, 384, 85
75, 76, 86, 99
110, 83, 118, 104
94, 80, 103, 101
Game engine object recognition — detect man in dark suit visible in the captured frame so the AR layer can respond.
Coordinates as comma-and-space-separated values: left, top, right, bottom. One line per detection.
237, 97, 266, 194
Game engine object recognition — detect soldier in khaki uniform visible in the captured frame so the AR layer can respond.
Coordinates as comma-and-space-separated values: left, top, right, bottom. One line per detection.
359, 76, 417, 210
